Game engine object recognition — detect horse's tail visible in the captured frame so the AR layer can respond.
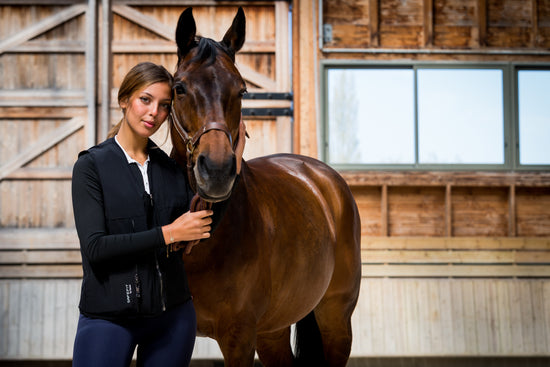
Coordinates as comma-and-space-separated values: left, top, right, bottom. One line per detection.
294, 311, 328, 367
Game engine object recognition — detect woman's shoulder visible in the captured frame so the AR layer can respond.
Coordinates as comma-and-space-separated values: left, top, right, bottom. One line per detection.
148, 140, 179, 168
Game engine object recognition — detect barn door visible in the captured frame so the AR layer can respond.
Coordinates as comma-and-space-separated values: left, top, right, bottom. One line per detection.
102, 1, 293, 159
0, 0, 96, 226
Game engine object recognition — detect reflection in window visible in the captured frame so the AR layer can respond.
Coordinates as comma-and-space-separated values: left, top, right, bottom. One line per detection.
327, 69, 414, 164
518, 70, 550, 165
417, 69, 504, 164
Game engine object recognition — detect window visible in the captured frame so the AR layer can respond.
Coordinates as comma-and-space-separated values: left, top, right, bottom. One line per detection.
518, 70, 550, 165
323, 63, 550, 170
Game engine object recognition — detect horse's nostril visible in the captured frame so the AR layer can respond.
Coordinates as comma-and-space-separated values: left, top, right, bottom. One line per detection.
197, 154, 210, 176
196, 153, 236, 179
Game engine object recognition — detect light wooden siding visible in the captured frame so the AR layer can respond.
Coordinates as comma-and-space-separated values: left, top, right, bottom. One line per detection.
0, 279, 81, 359
0, 2, 91, 229
351, 278, 550, 356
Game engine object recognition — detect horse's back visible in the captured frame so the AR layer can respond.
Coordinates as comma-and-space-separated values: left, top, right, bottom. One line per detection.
246, 153, 361, 275
246, 153, 360, 240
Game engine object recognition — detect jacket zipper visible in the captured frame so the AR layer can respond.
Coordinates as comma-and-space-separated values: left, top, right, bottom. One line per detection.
149, 193, 167, 312
155, 252, 166, 312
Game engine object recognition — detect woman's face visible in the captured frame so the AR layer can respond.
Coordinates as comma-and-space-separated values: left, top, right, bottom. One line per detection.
120, 82, 172, 139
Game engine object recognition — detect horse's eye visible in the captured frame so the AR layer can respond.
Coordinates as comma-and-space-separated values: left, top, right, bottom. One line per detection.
239, 88, 248, 97
174, 84, 186, 95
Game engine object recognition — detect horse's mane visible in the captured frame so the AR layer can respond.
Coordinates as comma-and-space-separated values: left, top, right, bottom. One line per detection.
189, 37, 236, 66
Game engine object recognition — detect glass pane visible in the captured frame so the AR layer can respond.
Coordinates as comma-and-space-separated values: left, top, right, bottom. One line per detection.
518, 70, 550, 165
417, 69, 504, 164
327, 68, 414, 164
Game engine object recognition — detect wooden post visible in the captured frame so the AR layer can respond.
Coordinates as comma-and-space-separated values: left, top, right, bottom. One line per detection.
423, 0, 434, 47
368, 0, 379, 47
508, 184, 516, 237
292, 0, 318, 157
531, 0, 539, 48
476, 0, 487, 47
445, 184, 452, 237
85, 0, 98, 147
382, 185, 388, 236
99, 0, 112, 141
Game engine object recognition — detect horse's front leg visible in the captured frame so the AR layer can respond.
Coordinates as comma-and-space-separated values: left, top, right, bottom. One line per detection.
216, 318, 257, 367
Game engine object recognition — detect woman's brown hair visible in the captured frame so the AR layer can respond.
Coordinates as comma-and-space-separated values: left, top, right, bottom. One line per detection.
107, 62, 174, 139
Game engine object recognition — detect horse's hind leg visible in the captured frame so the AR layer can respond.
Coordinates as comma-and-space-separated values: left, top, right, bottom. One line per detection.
314, 235, 361, 365
256, 327, 294, 367
313, 294, 357, 366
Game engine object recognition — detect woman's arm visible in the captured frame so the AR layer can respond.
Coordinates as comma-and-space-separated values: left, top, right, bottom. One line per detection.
72, 154, 164, 263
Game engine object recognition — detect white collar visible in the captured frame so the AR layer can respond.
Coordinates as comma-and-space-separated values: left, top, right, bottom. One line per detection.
114, 135, 150, 166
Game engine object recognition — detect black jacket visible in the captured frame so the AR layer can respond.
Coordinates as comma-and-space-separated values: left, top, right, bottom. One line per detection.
72, 137, 193, 319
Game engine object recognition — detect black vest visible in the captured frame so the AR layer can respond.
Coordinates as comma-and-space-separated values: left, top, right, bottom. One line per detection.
78, 138, 193, 318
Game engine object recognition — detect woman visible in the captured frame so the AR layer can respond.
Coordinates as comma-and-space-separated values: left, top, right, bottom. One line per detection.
71, 62, 215, 366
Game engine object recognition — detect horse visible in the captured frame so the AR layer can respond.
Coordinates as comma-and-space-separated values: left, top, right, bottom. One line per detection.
170, 7, 361, 367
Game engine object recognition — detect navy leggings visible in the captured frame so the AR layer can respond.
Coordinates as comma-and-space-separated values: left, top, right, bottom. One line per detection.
72, 300, 196, 367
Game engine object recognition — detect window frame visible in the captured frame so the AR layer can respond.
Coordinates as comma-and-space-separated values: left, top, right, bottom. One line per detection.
320, 60, 550, 171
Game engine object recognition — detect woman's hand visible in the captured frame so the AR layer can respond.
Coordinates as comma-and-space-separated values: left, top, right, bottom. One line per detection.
162, 209, 213, 246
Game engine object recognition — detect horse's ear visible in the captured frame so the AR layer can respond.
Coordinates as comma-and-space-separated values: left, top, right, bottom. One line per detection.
175, 8, 197, 59
222, 7, 246, 54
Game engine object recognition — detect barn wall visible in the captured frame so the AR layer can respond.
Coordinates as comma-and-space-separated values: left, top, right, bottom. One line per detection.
2, 0, 550, 362
291, 0, 550, 359
0, 0, 290, 361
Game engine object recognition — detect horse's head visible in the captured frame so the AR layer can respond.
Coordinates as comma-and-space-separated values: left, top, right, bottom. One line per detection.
171, 7, 246, 202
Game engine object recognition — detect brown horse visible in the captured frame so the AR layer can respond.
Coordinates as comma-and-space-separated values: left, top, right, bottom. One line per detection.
170, 7, 361, 367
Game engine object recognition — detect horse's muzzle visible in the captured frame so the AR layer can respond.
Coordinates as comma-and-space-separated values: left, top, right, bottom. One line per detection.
194, 152, 237, 202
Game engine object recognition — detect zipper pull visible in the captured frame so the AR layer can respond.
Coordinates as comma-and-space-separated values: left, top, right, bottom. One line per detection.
134, 273, 141, 299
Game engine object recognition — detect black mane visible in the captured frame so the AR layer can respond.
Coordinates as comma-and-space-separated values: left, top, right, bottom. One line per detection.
189, 37, 235, 66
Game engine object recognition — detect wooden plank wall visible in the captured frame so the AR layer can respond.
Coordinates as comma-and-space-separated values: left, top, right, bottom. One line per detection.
301, 0, 550, 359
0, 0, 292, 361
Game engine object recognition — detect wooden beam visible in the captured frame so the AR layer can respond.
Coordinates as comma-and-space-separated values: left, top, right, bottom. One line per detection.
340, 171, 550, 187
0, 4, 87, 55
2, 167, 72, 180
423, 0, 434, 47
292, 0, 318, 157
508, 184, 517, 237
0, 107, 86, 118
531, 0, 539, 47
362, 264, 550, 278
0, 265, 82, 278
86, 0, 98, 147
0, 89, 86, 107
476, 0, 487, 47
368, 0, 379, 47
0, 116, 85, 181
361, 236, 550, 251
99, 0, 113, 142
275, 1, 290, 92
445, 184, 452, 237
0, 250, 81, 264
0, 228, 78, 250
239, 64, 278, 91
112, 4, 174, 41
7, 40, 86, 53
381, 185, 388, 236
362, 249, 550, 264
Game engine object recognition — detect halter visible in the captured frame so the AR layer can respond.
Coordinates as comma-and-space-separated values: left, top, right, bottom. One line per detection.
171, 105, 234, 156
170, 105, 240, 194
170, 104, 241, 254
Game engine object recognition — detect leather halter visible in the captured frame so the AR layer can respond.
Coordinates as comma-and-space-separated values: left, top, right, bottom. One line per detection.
170, 105, 240, 253
171, 105, 234, 156
170, 105, 237, 194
